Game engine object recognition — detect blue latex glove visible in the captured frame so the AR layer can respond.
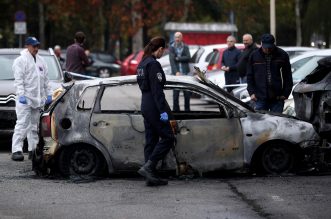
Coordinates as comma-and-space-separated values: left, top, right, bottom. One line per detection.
45, 95, 52, 104
160, 112, 168, 122
19, 96, 27, 104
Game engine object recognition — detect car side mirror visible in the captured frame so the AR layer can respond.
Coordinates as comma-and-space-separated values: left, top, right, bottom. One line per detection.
63, 71, 73, 83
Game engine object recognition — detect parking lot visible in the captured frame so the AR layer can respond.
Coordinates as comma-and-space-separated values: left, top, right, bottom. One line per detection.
0, 140, 331, 219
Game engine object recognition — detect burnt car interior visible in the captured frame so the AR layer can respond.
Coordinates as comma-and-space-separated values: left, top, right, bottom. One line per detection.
87, 83, 234, 121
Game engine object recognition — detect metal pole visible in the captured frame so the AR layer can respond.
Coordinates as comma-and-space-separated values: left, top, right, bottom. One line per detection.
19, 35, 22, 48
270, 0, 276, 38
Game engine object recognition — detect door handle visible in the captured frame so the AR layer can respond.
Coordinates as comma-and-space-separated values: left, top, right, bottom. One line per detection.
92, 121, 109, 127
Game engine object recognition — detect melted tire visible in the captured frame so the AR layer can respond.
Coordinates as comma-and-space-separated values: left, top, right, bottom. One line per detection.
261, 142, 295, 175
58, 145, 105, 177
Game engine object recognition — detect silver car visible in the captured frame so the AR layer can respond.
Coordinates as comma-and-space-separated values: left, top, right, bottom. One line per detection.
33, 73, 323, 177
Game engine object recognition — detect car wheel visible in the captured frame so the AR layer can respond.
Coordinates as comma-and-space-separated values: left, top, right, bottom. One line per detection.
261, 142, 295, 175
98, 68, 111, 78
59, 145, 105, 177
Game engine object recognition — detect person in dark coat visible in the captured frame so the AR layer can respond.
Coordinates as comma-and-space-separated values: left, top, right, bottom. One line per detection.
65, 31, 91, 74
137, 36, 175, 186
237, 33, 258, 83
169, 32, 191, 111
247, 33, 293, 113
221, 35, 241, 92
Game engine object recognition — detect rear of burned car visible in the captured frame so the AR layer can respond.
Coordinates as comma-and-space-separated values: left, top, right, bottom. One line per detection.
33, 79, 110, 176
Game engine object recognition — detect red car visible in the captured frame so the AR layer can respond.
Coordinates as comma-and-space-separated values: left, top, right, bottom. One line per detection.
121, 50, 144, 76
207, 44, 245, 71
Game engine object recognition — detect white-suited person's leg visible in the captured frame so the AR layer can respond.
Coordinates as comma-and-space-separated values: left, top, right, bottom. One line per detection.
12, 104, 31, 153
27, 108, 40, 152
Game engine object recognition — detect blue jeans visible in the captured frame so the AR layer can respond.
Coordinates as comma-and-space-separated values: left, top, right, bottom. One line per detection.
255, 99, 284, 113
173, 90, 191, 111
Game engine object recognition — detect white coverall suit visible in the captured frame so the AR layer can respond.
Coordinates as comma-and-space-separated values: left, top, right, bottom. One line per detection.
12, 49, 52, 153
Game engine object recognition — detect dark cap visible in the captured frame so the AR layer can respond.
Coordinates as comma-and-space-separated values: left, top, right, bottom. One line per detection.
261, 34, 275, 48
25, 37, 40, 46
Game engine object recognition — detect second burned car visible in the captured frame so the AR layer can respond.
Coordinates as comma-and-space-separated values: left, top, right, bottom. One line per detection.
33, 72, 325, 177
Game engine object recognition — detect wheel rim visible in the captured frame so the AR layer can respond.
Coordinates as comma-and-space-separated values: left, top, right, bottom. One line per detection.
98, 68, 110, 78
70, 148, 97, 175
262, 144, 294, 174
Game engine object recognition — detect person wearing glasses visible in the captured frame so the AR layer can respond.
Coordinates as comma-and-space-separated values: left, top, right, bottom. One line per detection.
11, 37, 52, 161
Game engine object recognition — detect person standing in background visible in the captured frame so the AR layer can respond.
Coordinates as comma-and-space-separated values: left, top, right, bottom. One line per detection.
237, 34, 258, 83
65, 31, 91, 74
221, 35, 241, 92
54, 45, 65, 69
169, 32, 191, 111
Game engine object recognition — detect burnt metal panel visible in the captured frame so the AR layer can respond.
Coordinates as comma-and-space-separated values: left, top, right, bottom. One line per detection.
174, 118, 244, 174
241, 112, 320, 163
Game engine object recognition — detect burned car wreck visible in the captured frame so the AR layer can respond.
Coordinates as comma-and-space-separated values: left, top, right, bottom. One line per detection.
293, 56, 331, 167
33, 72, 325, 178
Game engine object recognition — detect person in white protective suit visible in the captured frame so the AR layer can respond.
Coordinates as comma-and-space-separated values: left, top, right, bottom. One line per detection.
11, 37, 52, 161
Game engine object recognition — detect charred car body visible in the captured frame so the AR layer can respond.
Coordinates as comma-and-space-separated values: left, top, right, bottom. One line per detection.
33, 72, 325, 177
293, 56, 331, 166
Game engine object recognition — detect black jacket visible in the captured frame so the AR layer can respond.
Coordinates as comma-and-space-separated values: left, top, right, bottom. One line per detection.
237, 43, 258, 78
137, 56, 171, 117
247, 47, 293, 101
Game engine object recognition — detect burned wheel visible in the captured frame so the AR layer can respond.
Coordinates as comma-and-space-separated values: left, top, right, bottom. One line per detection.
59, 146, 105, 177
261, 142, 295, 174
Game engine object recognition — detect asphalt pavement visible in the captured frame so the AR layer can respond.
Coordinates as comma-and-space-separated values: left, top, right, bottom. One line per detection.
0, 151, 331, 219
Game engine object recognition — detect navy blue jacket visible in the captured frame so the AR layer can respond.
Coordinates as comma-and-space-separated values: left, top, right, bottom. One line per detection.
247, 47, 293, 101
221, 46, 241, 84
137, 56, 170, 117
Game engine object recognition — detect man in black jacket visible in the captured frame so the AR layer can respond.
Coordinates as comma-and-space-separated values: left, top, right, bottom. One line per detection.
247, 34, 293, 113
237, 33, 258, 83
221, 35, 241, 92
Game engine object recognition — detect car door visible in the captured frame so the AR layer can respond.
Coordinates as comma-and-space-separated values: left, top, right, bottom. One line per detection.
164, 87, 244, 173
89, 84, 146, 170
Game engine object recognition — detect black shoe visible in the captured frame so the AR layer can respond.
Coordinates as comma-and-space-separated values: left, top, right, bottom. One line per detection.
138, 160, 160, 182
28, 151, 33, 160
11, 151, 24, 161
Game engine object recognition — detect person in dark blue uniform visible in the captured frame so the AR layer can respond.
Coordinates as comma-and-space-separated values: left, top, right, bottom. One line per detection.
137, 37, 175, 186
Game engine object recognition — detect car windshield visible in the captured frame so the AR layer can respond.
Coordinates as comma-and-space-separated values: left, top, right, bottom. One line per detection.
0, 54, 61, 80
292, 56, 324, 82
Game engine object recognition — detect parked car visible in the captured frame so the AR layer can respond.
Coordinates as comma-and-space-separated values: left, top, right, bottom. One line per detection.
61, 50, 121, 78
0, 48, 63, 136
85, 51, 121, 78
206, 45, 245, 71
280, 46, 318, 59
189, 44, 227, 73
32, 69, 326, 178
120, 50, 144, 76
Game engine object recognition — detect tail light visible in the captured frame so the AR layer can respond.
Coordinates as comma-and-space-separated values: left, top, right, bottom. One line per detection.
207, 64, 218, 71
41, 115, 51, 137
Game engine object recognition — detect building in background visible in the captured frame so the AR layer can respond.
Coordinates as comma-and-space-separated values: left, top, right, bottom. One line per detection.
164, 22, 238, 45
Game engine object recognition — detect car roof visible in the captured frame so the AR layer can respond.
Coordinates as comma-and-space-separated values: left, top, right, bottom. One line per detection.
290, 49, 331, 63
0, 48, 54, 56
70, 74, 253, 112
280, 46, 318, 52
